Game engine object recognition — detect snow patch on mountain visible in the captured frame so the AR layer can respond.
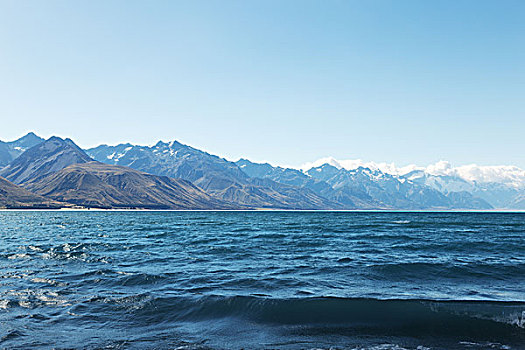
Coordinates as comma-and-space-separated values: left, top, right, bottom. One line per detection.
424, 161, 525, 188
300, 157, 421, 175
301, 158, 525, 188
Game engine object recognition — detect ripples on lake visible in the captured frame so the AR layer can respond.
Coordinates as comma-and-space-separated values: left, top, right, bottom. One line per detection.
0, 211, 524, 349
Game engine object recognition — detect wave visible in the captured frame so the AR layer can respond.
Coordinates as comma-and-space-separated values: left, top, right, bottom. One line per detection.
121, 296, 525, 343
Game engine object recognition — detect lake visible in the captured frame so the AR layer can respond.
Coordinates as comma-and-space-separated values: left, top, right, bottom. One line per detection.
0, 211, 524, 349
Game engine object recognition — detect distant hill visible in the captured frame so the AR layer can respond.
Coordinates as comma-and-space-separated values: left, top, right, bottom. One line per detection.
23, 162, 236, 209
0, 176, 64, 209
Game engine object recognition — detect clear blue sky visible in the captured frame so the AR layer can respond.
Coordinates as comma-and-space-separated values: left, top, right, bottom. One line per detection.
1, 0, 524, 167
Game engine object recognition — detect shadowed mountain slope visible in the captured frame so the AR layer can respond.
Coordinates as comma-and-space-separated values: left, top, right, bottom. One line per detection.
0, 132, 45, 167
0, 176, 64, 209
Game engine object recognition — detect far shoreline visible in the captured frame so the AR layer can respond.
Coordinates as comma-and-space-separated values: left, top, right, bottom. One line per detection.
1, 208, 525, 213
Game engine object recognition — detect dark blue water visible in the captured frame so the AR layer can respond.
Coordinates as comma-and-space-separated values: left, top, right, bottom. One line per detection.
0, 211, 524, 349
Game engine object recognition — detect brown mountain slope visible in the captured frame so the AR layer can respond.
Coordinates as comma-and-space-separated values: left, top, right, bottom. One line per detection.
87, 141, 341, 209
23, 162, 238, 209
0, 176, 64, 209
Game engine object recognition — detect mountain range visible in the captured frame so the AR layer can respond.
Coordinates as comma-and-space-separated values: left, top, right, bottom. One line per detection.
0, 132, 523, 210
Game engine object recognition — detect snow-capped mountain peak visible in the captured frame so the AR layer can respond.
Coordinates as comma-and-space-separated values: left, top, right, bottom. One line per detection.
301, 158, 525, 188
300, 157, 421, 176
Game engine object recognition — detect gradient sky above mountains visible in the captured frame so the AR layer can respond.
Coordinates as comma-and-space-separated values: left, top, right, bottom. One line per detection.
1, 0, 523, 168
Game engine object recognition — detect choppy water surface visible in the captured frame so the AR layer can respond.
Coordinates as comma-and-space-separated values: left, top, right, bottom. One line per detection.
0, 211, 524, 349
